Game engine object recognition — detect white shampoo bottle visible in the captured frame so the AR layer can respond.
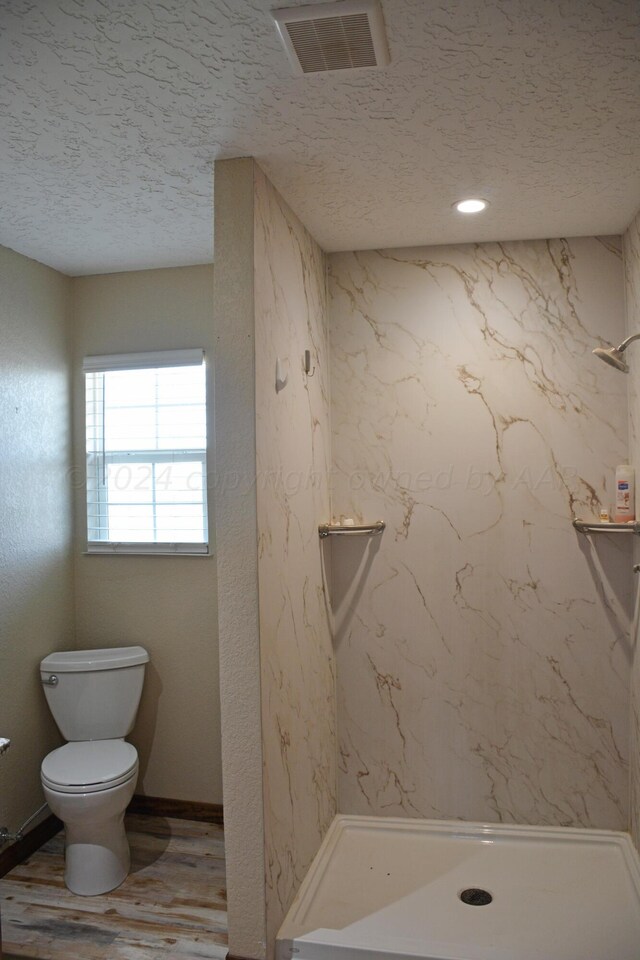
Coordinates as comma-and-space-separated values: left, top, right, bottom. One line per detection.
615, 464, 635, 522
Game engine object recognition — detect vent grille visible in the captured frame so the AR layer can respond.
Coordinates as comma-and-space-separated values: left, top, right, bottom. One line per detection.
286, 14, 375, 73
273, 1, 389, 75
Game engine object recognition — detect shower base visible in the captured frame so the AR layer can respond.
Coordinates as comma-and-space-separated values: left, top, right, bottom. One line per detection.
276, 815, 640, 960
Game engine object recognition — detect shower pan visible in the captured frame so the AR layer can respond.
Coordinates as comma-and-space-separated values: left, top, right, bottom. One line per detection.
276, 815, 640, 960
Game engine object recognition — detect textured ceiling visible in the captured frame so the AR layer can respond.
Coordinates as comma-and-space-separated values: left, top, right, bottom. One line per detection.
1, 0, 639, 276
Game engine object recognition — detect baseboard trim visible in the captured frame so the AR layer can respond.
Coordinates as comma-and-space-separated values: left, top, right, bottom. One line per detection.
127, 794, 224, 824
0, 797, 223, 880
0, 813, 63, 879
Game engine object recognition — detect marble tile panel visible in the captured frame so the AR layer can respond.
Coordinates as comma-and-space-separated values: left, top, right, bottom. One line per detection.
253, 167, 337, 952
329, 237, 631, 829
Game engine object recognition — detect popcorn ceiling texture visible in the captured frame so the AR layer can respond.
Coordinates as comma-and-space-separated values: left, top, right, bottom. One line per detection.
1, 0, 639, 275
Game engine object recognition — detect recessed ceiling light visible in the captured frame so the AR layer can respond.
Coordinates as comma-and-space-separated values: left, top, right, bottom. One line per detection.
455, 198, 488, 214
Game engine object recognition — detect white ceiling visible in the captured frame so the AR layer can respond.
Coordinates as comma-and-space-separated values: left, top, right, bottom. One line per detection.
1, 0, 639, 276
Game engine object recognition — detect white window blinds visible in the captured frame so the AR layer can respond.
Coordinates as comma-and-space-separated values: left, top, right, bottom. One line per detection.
84, 349, 208, 555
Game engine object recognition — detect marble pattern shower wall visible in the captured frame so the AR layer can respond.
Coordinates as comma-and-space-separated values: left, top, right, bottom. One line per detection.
253, 166, 337, 951
329, 237, 631, 829
625, 210, 640, 851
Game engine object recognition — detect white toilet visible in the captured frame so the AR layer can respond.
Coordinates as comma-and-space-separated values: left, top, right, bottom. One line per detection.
39, 645, 149, 896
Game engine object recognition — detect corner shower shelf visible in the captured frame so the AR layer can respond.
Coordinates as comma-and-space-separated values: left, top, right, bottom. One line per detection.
318, 520, 386, 539
573, 518, 640, 535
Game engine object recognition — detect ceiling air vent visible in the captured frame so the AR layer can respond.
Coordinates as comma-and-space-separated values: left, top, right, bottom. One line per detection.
272, 0, 390, 75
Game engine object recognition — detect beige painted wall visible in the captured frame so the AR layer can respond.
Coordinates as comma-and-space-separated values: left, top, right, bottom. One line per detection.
0, 245, 74, 835
72, 264, 222, 804
213, 159, 267, 959
625, 210, 640, 852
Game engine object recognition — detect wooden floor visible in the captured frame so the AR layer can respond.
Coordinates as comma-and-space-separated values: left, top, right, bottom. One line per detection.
0, 815, 227, 959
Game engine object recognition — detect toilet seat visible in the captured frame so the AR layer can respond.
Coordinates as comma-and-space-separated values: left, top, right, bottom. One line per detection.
41, 740, 138, 794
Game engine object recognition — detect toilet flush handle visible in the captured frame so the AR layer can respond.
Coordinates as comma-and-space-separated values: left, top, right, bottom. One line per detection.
42, 674, 58, 686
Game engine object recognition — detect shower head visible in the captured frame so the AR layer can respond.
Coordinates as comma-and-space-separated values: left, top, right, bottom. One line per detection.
592, 346, 629, 373
592, 333, 640, 374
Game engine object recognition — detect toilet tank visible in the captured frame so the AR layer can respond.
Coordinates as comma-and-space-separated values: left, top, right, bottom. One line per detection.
40, 646, 149, 742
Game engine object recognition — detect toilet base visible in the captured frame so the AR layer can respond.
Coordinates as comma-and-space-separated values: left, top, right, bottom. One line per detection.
42, 766, 137, 896
64, 814, 131, 895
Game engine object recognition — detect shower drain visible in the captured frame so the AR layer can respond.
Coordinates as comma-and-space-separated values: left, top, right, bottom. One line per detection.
459, 887, 493, 906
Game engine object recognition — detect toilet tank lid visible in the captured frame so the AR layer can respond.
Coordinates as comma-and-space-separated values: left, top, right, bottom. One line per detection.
40, 645, 149, 673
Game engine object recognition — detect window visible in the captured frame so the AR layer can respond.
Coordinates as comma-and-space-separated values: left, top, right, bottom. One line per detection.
84, 349, 208, 555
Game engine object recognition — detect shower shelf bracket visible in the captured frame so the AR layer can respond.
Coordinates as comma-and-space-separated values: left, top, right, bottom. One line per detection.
319, 521, 385, 539
572, 518, 640, 535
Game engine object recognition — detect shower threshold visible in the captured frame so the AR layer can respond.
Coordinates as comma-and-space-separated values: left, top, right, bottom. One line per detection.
276, 815, 640, 960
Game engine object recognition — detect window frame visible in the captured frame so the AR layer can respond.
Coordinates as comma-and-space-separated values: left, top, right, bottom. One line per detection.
83, 349, 210, 557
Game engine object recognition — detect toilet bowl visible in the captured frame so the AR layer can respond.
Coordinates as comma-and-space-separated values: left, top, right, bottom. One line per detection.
39, 646, 149, 896
41, 739, 139, 895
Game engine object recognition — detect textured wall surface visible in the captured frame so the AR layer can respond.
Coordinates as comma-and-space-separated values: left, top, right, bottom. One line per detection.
0, 245, 74, 835
1, 1, 639, 274
329, 237, 632, 829
213, 159, 267, 959
625, 211, 640, 851
254, 166, 336, 954
72, 264, 222, 805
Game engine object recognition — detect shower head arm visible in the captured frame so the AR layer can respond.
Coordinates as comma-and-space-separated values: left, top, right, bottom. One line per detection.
616, 333, 640, 353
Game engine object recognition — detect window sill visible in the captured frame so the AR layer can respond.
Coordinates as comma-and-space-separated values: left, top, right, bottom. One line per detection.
85, 542, 209, 557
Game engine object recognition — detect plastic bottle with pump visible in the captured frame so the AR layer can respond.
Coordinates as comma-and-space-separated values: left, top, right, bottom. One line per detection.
614, 464, 635, 522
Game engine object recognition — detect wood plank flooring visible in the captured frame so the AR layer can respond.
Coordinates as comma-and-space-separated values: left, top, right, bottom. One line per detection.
0, 815, 227, 959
